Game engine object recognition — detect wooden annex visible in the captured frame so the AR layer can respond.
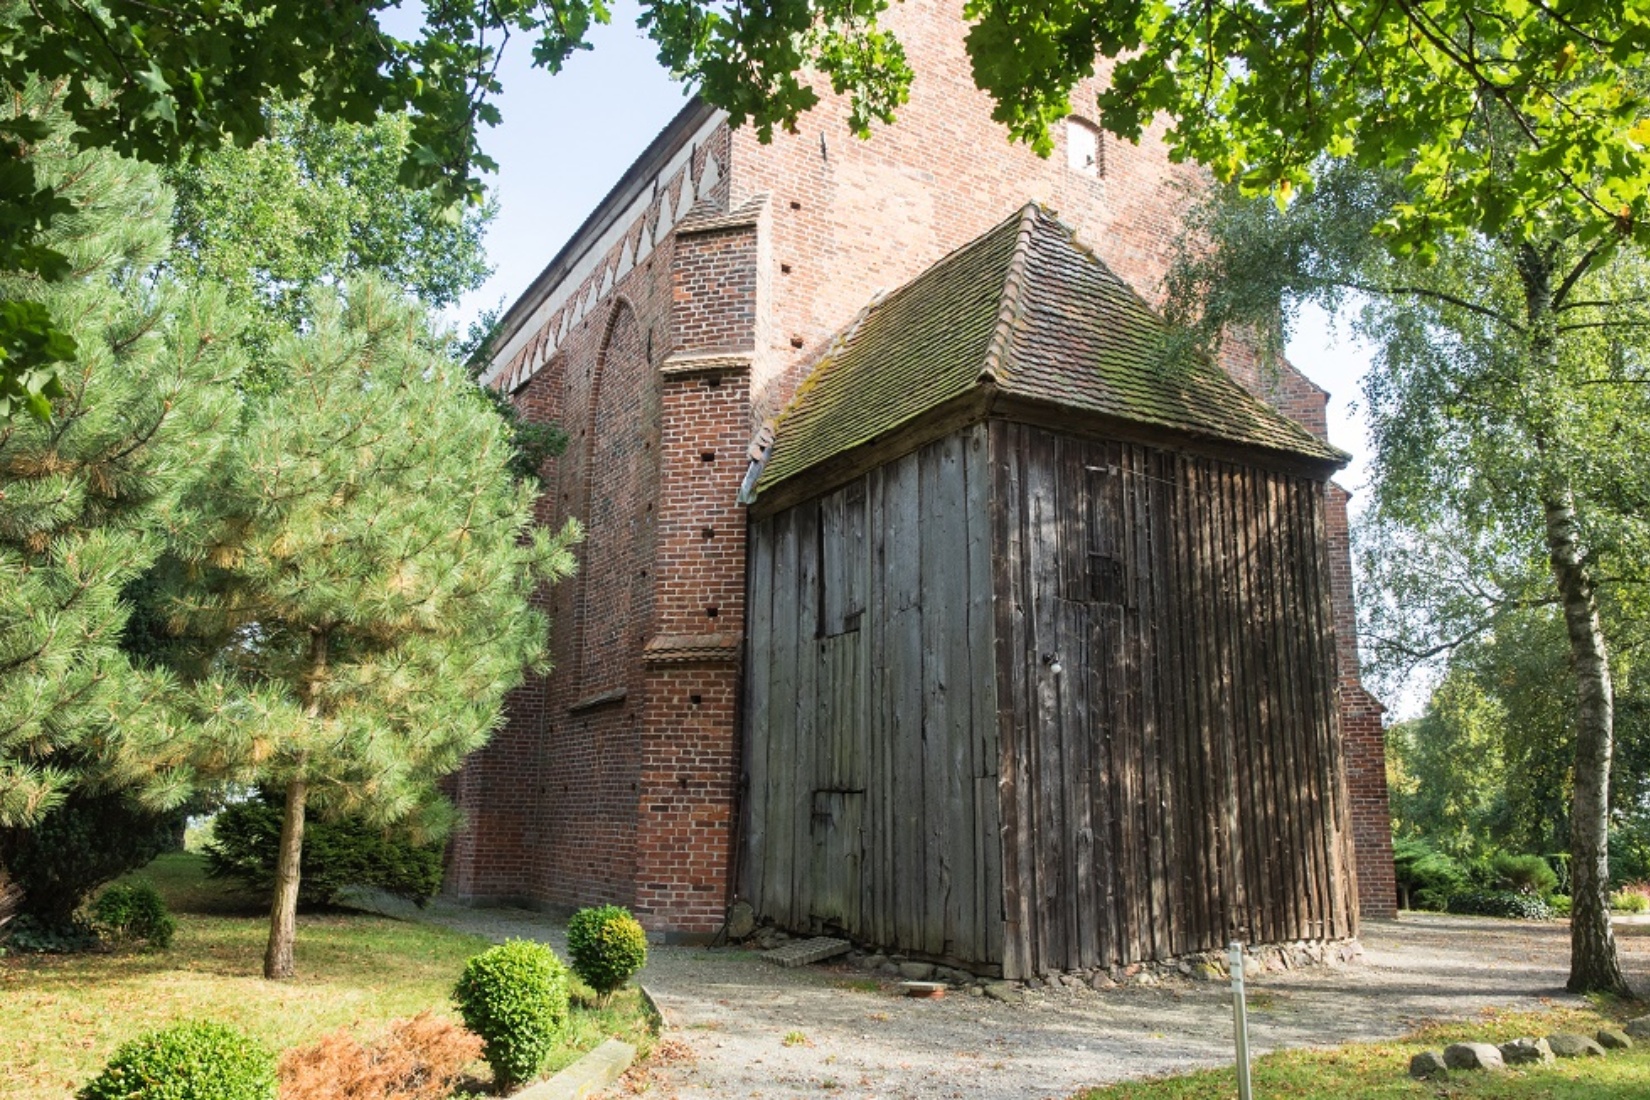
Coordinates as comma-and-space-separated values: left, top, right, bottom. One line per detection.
741, 206, 1360, 978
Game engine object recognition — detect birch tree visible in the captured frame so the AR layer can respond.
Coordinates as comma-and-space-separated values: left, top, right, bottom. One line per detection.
1165, 164, 1650, 994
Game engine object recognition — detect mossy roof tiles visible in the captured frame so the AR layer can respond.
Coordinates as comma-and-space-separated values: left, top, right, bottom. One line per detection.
755, 205, 1346, 494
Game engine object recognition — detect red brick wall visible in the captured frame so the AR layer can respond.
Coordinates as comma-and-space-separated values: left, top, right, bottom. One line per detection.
1327, 484, 1397, 917
448, 135, 757, 933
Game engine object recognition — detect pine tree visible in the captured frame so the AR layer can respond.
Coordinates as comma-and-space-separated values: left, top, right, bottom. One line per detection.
0, 80, 243, 829
153, 277, 577, 979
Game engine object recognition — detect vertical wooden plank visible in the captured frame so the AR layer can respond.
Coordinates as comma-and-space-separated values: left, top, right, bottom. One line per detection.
1210, 462, 1248, 943
819, 488, 845, 635
794, 502, 821, 929
1266, 473, 1313, 939
1186, 457, 1225, 951
1156, 450, 1191, 956
1145, 446, 1178, 958
867, 466, 893, 947
1090, 443, 1123, 965
884, 451, 925, 952
966, 424, 1001, 965
1059, 595, 1097, 969
1233, 465, 1276, 945
918, 433, 975, 958
765, 511, 800, 926
1026, 426, 1066, 973
992, 422, 1033, 979
743, 515, 775, 917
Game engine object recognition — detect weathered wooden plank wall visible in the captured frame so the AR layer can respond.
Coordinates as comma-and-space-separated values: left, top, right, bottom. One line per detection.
992, 421, 1358, 978
744, 424, 1002, 966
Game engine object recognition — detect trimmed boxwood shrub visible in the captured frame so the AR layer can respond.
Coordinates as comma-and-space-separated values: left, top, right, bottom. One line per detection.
1445, 890, 1553, 920
205, 794, 444, 908
566, 904, 648, 995
79, 1021, 276, 1100
90, 882, 175, 949
453, 939, 569, 1092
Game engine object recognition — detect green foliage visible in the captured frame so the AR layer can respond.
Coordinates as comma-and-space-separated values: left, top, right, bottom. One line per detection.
1610, 888, 1650, 914
0, 0, 915, 419
90, 882, 175, 949
0, 789, 184, 924
166, 102, 494, 381
129, 276, 579, 974
4, 912, 98, 953
0, 81, 243, 830
205, 795, 444, 909
1445, 890, 1554, 921
1493, 853, 1559, 898
453, 939, 571, 1091
78, 1021, 276, 1100
963, 0, 1650, 256
1158, 138, 1650, 990
566, 905, 648, 995
1551, 894, 1573, 917
1392, 838, 1471, 911
1386, 672, 1509, 857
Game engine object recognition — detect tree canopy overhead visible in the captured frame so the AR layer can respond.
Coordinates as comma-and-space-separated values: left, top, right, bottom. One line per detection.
0, 0, 914, 416
965, 0, 1650, 255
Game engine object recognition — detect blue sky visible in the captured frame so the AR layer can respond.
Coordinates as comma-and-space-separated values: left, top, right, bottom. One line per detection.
447, 3, 1377, 501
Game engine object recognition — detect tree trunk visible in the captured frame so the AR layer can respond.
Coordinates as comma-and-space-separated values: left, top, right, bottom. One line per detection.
263, 777, 307, 980
264, 628, 327, 981
1518, 244, 1630, 995
1544, 487, 1629, 994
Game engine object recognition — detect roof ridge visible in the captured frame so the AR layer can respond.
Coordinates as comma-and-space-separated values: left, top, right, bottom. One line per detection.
979, 204, 1041, 385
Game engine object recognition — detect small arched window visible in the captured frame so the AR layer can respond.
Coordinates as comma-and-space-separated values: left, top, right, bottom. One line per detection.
1066, 117, 1103, 179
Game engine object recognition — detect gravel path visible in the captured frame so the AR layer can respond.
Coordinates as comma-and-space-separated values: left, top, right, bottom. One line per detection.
407, 900, 1650, 1100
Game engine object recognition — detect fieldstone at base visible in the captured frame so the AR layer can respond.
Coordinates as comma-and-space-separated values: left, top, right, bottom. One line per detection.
1499, 1037, 1553, 1066
1408, 1051, 1448, 1079
1546, 1033, 1606, 1058
725, 901, 756, 940
1597, 1028, 1633, 1050
1443, 1043, 1505, 1071
983, 982, 1022, 1004
898, 961, 937, 981
1625, 1015, 1650, 1041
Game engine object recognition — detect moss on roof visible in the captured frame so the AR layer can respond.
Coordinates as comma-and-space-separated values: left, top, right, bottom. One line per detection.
755, 205, 1347, 494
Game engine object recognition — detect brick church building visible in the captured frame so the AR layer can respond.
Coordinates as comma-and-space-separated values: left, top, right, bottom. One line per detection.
448, 0, 1396, 970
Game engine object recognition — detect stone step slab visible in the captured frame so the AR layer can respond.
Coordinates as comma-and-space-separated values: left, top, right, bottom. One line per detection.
761, 936, 852, 968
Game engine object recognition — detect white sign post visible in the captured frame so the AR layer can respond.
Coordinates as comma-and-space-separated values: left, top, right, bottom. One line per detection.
1230, 941, 1254, 1100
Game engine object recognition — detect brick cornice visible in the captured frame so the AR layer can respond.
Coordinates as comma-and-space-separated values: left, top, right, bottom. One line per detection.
643, 632, 742, 665
659, 351, 754, 378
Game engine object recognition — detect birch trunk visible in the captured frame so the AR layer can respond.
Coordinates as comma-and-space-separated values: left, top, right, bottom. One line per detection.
1543, 486, 1627, 994
1518, 245, 1630, 995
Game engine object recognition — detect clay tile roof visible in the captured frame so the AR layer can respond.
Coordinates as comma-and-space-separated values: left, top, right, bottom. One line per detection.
755, 205, 1346, 493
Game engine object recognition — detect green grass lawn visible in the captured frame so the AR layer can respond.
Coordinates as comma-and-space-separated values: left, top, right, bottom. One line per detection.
1073, 1004, 1650, 1100
0, 853, 654, 1099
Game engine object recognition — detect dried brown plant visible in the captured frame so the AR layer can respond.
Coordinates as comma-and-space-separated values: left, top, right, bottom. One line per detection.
279, 1011, 483, 1100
